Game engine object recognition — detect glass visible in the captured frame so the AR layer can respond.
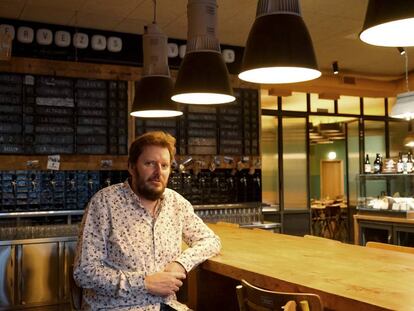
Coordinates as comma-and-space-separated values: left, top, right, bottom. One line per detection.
282, 92, 307, 112
347, 120, 360, 207
338, 95, 360, 114
389, 120, 410, 158
310, 93, 334, 113
364, 97, 385, 116
283, 117, 307, 210
261, 115, 279, 205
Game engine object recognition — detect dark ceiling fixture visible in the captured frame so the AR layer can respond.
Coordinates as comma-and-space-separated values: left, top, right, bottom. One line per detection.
332, 61, 339, 75
238, 0, 321, 84
130, 0, 183, 118
171, 0, 235, 105
359, 0, 414, 47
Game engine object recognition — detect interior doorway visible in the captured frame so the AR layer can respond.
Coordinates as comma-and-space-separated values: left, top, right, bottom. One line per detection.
320, 160, 344, 199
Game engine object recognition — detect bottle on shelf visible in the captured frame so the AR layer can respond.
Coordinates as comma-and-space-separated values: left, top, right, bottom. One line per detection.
373, 153, 382, 173
364, 154, 371, 173
397, 152, 404, 173
407, 152, 413, 173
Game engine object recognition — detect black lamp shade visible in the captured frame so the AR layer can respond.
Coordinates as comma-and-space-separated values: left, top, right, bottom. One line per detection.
360, 0, 414, 47
131, 76, 182, 118
172, 51, 235, 104
239, 13, 320, 84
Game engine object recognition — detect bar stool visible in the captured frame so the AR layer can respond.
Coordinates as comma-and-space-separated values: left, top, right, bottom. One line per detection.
311, 206, 330, 238
236, 279, 323, 311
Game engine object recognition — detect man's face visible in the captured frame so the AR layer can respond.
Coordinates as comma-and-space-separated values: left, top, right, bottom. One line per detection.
129, 145, 171, 201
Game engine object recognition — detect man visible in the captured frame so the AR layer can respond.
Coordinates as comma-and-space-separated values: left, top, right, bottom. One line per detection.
74, 131, 221, 311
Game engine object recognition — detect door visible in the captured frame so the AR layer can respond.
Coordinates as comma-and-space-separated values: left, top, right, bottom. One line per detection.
320, 160, 344, 199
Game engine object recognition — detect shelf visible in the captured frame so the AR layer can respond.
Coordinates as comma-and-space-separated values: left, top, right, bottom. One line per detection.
360, 173, 414, 178
357, 207, 414, 219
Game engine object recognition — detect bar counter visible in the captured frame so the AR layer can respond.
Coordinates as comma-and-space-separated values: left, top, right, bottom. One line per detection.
195, 223, 414, 311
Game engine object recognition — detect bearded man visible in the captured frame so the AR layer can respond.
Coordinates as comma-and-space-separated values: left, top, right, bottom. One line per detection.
74, 131, 221, 311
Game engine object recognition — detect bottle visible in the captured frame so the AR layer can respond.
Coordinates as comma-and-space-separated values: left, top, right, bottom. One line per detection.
373, 153, 382, 173
397, 152, 404, 173
407, 152, 413, 173
364, 154, 371, 173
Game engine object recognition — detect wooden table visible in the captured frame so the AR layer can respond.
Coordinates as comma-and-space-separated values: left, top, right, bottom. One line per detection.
194, 223, 414, 311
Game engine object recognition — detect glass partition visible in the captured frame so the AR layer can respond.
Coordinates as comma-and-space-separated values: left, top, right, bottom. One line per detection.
282, 92, 307, 112
364, 97, 385, 116
389, 120, 410, 157
338, 95, 360, 114
364, 120, 386, 196
282, 117, 307, 210
261, 116, 279, 204
347, 120, 360, 207
310, 93, 334, 113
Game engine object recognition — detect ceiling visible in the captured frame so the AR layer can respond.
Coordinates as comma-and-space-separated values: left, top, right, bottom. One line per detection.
1, 0, 414, 80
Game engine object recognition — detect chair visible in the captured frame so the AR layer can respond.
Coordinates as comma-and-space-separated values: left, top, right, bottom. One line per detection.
365, 241, 414, 255
69, 264, 83, 310
236, 279, 323, 311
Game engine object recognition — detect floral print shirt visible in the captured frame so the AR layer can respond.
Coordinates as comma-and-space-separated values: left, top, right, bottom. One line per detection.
74, 180, 221, 311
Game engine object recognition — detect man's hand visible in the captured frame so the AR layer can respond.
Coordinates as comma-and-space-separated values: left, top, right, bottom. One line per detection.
164, 261, 186, 275
144, 271, 186, 297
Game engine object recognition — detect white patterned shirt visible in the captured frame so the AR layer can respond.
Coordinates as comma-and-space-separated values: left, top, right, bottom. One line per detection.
74, 180, 221, 311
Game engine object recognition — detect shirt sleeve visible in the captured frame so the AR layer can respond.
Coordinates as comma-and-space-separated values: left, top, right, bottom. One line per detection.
73, 190, 148, 298
174, 200, 221, 272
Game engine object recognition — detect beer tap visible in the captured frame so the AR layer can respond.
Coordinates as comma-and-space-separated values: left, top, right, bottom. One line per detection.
11, 174, 17, 197
105, 177, 111, 187
212, 176, 220, 189
179, 156, 193, 173
226, 176, 234, 189
240, 175, 248, 188
49, 174, 56, 191
30, 173, 37, 191
69, 174, 76, 191
88, 175, 94, 192
253, 175, 261, 188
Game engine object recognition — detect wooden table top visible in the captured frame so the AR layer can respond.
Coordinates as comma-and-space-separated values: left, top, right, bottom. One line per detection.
204, 223, 414, 311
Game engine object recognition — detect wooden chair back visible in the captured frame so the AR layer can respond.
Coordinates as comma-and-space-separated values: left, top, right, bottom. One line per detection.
236, 279, 323, 311
365, 241, 414, 255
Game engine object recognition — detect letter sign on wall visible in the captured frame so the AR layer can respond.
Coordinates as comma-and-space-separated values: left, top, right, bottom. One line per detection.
55, 30, 71, 47
17, 26, 34, 44
107, 36, 122, 52
73, 32, 89, 49
91, 35, 106, 51
36, 28, 53, 45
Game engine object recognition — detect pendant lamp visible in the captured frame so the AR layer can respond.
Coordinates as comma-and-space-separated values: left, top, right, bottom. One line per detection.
238, 0, 321, 84
130, 1, 182, 118
360, 0, 414, 47
171, 0, 235, 105
390, 49, 414, 120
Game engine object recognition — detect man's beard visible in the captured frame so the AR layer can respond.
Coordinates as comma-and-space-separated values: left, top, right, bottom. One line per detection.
132, 170, 166, 201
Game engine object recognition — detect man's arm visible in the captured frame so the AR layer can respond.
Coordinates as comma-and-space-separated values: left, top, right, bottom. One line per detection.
173, 201, 221, 272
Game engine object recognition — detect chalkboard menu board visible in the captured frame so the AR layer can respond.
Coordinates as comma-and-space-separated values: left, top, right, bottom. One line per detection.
0, 73, 128, 155
135, 88, 259, 156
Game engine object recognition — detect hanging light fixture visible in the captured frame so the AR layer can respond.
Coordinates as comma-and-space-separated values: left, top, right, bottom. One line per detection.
390, 49, 414, 120
130, 0, 182, 118
238, 0, 321, 84
359, 0, 414, 47
171, 0, 235, 105
332, 61, 339, 75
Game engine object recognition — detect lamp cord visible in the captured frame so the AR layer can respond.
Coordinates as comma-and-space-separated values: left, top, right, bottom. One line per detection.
405, 50, 409, 92
153, 0, 157, 24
